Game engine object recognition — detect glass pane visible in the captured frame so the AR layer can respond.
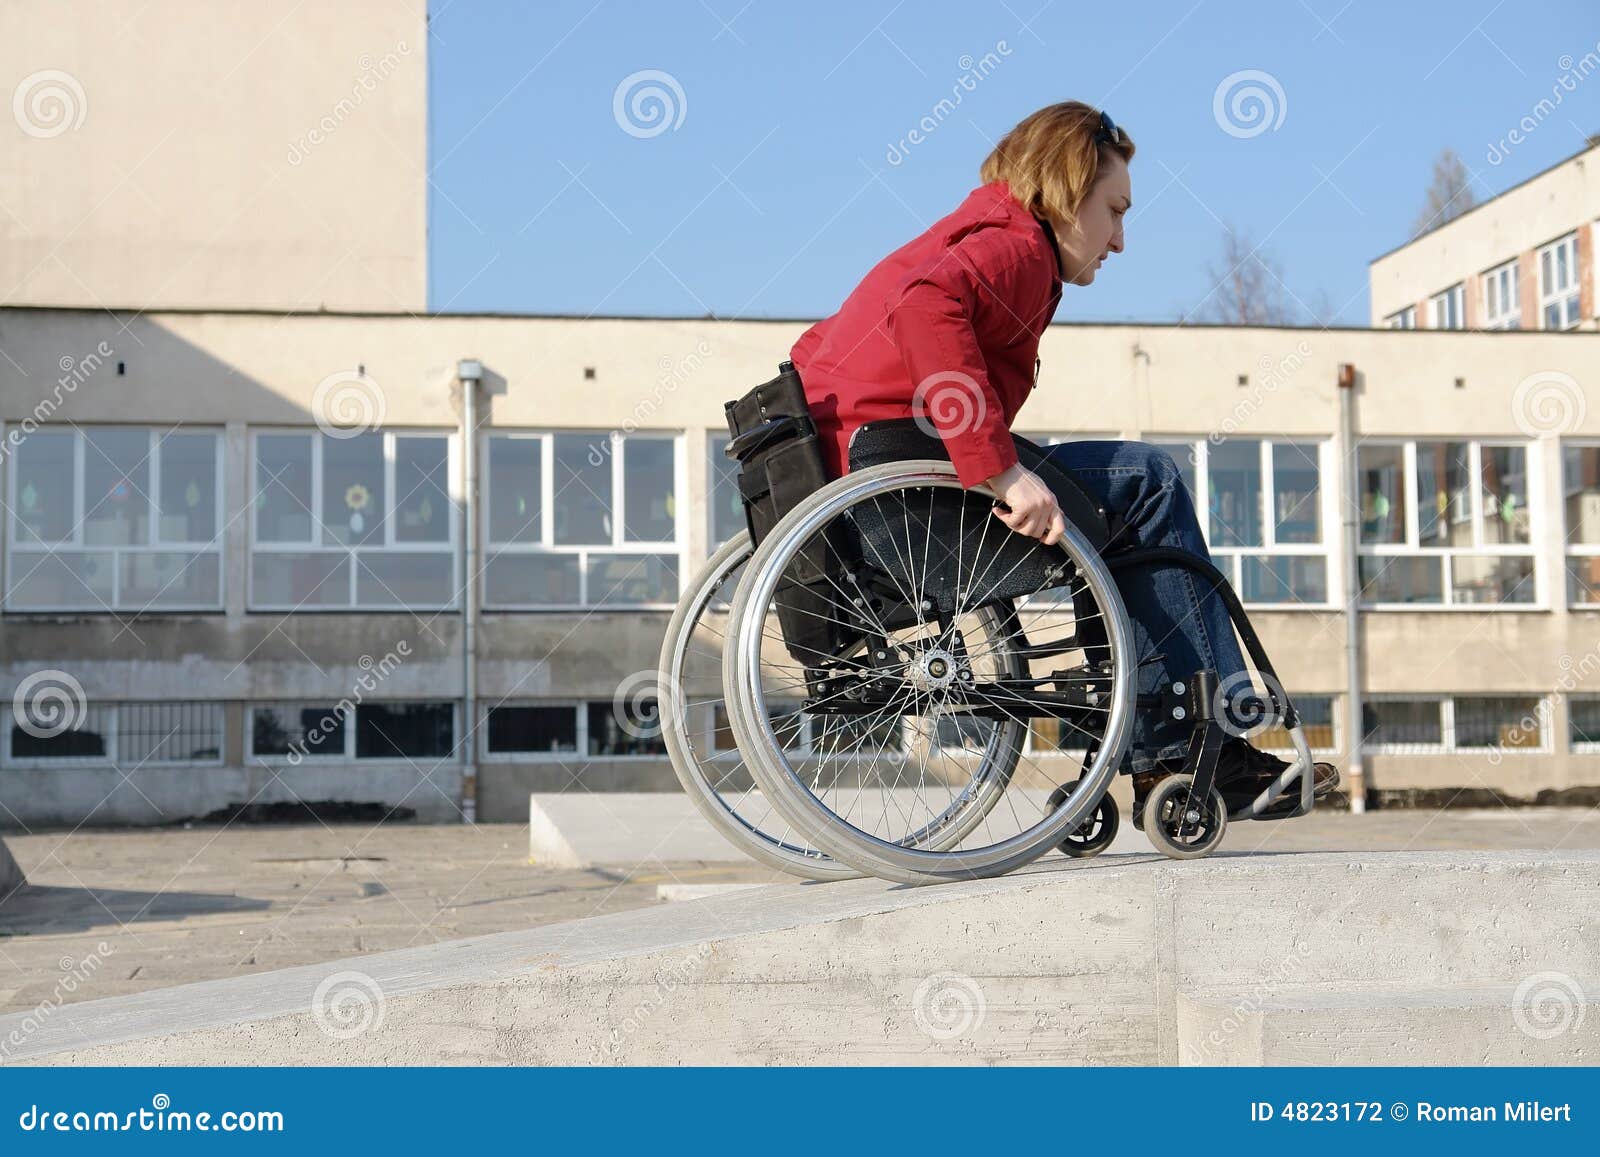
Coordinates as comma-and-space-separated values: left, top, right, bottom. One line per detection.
1561, 448, 1600, 547
1454, 696, 1541, 750
1361, 699, 1441, 748
1255, 695, 1334, 751
1241, 555, 1327, 603
585, 553, 677, 605
12, 430, 76, 543
355, 552, 454, 607
158, 432, 217, 543
488, 436, 541, 544
935, 715, 990, 750
322, 433, 385, 547
623, 438, 675, 543
708, 435, 746, 547
1357, 445, 1406, 544
120, 551, 222, 608
1416, 441, 1471, 545
251, 552, 350, 607
1568, 556, 1600, 605
1272, 442, 1320, 543
10, 704, 114, 760
587, 700, 665, 756
256, 434, 314, 542
83, 428, 149, 546
6, 551, 114, 608
1028, 716, 1089, 754
483, 553, 581, 605
252, 705, 345, 757
1450, 555, 1535, 604
487, 705, 578, 754
1479, 446, 1528, 545
393, 437, 449, 544
1358, 554, 1443, 604
1207, 440, 1262, 547
119, 702, 223, 763
553, 434, 612, 545
356, 702, 454, 759
1570, 698, 1600, 746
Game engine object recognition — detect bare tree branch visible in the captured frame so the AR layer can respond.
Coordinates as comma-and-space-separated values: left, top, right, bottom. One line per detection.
1411, 148, 1477, 237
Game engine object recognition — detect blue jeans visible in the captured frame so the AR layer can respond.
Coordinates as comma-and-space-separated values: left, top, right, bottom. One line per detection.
1039, 440, 1248, 773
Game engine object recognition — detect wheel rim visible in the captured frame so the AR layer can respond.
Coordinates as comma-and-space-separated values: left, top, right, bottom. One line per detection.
726, 462, 1136, 883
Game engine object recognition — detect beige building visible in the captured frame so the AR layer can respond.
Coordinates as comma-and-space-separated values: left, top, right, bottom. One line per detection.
1369, 142, 1599, 332
2, 2, 1599, 829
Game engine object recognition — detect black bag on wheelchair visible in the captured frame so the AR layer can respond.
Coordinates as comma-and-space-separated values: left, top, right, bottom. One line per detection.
723, 361, 847, 667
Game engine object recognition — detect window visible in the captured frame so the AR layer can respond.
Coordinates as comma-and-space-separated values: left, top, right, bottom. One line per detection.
6, 426, 222, 610
250, 431, 455, 610
1356, 440, 1536, 606
1252, 694, 1337, 753
1152, 438, 1330, 605
1562, 442, 1600, 606
1361, 695, 1546, 754
249, 701, 455, 760
1481, 259, 1520, 329
6, 701, 222, 765
1570, 697, 1600, 751
480, 700, 668, 758
1385, 306, 1416, 329
1429, 283, 1464, 330
1537, 233, 1581, 330
483, 432, 680, 608
707, 433, 746, 549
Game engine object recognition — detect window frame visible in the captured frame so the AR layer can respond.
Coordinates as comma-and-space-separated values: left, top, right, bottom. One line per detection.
1428, 283, 1464, 330
3, 700, 224, 768
1480, 259, 1520, 329
247, 700, 457, 762
480, 430, 685, 610
4, 424, 226, 612
479, 699, 678, 761
1559, 438, 1600, 608
1536, 232, 1581, 331
1149, 436, 1336, 610
1385, 306, 1416, 329
1355, 438, 1541, 610
247, 428, 460, 612
1360, 694, 1551, 755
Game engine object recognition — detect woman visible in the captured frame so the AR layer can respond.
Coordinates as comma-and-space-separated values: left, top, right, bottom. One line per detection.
788, 101, 1338, 812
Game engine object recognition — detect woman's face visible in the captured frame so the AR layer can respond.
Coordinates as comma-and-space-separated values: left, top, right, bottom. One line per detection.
1054, 153, 1130, 286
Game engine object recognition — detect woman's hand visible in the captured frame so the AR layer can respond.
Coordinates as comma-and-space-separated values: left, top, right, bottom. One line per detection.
986, 462, 1066, 546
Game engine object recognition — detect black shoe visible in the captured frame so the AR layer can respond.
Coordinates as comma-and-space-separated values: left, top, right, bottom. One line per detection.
1213, 738, 1339, 809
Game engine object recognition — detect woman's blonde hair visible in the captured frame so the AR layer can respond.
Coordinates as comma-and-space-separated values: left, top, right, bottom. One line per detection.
979, 101, 1135, 224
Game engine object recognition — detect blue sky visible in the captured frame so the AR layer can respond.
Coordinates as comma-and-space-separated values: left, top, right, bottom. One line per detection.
427, 0, 1600, 326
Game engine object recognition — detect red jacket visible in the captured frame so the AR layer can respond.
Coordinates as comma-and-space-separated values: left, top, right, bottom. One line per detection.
790, 179, 1063, 489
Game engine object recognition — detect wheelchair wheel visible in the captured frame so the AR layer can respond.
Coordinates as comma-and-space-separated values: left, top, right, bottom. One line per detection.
659, 533, 859, 880
723, 460, 1136, 885
1046, 780, 1119, 858
1141, 774, 1227, 859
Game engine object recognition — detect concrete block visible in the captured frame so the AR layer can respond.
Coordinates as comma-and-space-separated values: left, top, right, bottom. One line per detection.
0, 836, 22, 898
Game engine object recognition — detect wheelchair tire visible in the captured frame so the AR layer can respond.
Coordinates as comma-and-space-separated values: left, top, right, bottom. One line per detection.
1046, 780, 1119, 858
723, 460, 1137, 885
659, 534, 859, 880
1141, 774, 1227, 860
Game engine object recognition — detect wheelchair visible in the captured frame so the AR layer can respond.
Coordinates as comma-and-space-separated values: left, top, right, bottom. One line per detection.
659, 362, 1322, 886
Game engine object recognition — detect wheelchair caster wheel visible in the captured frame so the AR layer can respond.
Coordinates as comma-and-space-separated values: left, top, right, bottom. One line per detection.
1141, 774, 1226, 860
1046, 781, 1119, 858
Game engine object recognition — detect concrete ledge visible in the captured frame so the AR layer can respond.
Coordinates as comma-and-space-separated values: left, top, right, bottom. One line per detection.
0, 836, 22, 898
2, 850, 1595, 1066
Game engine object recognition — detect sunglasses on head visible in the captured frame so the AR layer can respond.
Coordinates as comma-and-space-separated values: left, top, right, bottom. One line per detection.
1095, 109, 1126, 147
